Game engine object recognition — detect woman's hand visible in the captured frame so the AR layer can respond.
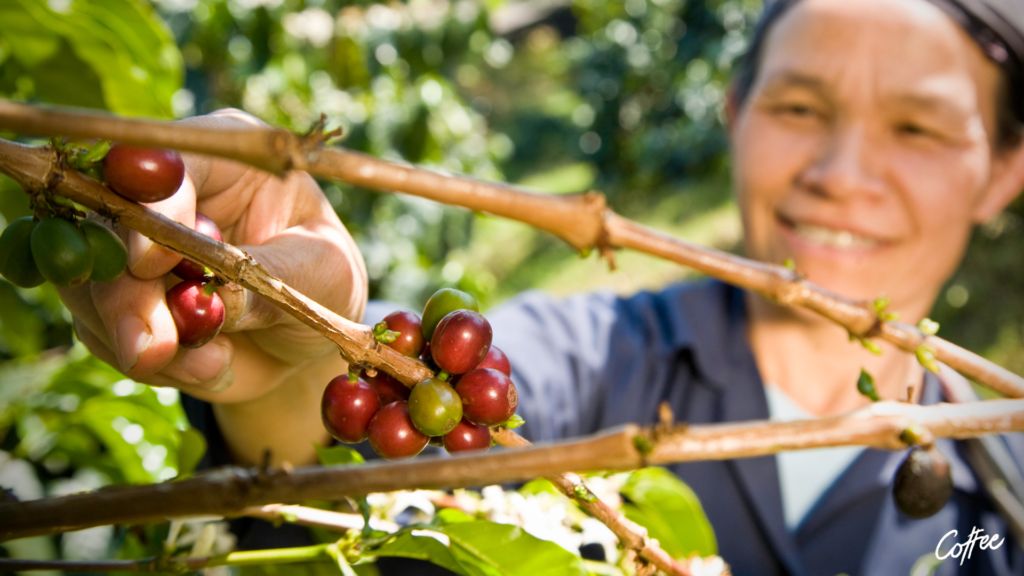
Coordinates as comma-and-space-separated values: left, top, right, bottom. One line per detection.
59, 109, 368, 464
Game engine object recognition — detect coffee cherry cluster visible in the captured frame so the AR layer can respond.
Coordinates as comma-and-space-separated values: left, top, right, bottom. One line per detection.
1, 140, 227, 352
0, 216, 127, 288
321, 288, 519, 460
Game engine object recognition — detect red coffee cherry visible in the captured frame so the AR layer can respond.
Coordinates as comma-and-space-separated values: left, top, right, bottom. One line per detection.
172, 213, 223, 280
363, 370, 411, 405
455, 368, 518, 427
367, 401, 429, 461
103, 144, 185, 203
166, 280, 225, 348
430, 310, 492, 375
476, 345, 511, 376
321, 376, 380, 443
443, 419, 491, 453
382, 311, 425, 358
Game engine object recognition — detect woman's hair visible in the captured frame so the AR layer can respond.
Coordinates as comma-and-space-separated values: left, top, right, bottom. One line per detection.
730, 0, 1024, 149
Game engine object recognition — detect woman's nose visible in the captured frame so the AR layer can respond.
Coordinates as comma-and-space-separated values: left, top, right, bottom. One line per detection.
798, 124, 887, 200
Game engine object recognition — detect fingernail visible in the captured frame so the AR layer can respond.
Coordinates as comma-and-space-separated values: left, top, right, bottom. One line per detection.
116, 316, 152, 372
177, 339, 232, 387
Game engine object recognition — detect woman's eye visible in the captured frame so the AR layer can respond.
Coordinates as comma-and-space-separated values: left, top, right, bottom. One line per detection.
786, 104, 815, 116
896, 122, 932, 138
772, 102, 819, 118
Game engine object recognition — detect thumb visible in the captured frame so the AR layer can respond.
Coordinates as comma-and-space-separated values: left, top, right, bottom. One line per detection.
216, 220, 367, 364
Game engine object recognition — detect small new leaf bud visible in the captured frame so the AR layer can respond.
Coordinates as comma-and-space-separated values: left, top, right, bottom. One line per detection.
916, 345, 940, 374
502, 414, 525, 429
857, 368, 881, 402
573, 485, 597, 503
917, 318, 940, 336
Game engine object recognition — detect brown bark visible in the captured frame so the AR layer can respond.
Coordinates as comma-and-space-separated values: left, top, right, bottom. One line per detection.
0, 100, 1018, 397
2, 399, 1022, 541
0, 104, 1021, 576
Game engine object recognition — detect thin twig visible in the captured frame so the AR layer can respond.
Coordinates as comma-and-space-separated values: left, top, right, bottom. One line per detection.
0, 100, 1018, 397
0, 544, 333, 572
491, 429, 693, 576
2, 398, 1022, 541
238, 503, 400, 533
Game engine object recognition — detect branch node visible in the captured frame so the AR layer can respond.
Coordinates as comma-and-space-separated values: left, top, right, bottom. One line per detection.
657, 401, 674, 430
899, 423, 934, 448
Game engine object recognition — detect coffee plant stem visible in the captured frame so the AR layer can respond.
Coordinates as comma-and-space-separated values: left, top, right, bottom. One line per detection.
0, 101, 1019, 398
1, 399, 1022, 541
238, 503, 401, 533
0, 543, 333, 572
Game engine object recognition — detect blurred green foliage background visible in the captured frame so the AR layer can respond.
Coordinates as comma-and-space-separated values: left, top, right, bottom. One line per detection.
0, 0, 1021, 568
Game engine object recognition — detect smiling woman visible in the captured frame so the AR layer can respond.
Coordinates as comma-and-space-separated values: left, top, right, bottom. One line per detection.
733, 0, 1024, 419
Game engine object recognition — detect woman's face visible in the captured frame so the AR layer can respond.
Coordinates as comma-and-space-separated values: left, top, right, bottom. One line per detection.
732, 0, 1020, 319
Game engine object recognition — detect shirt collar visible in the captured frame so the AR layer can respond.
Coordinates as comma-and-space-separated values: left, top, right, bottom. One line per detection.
665, 279, 755, 391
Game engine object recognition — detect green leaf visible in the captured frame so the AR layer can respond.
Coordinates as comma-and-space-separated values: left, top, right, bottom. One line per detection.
439, 521, 587, 576
434, 508, 474, 525
518, 478, 559, 497
79, 140, 111, 164
0, 0, 182, 116
856, 368, 881, 402
620, 467, 717, 558
372, 321, 399, 344
373, 534, 467, 576
315, 443, 365, 466
175, 427, 207, 477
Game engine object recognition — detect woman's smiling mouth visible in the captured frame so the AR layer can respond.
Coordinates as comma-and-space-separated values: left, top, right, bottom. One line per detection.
776, 213, 886, 254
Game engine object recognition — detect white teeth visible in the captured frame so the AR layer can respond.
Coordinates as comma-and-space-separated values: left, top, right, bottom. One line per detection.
791, 222, 879, 249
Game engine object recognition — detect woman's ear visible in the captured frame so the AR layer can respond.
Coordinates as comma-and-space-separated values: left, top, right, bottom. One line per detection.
975, 140, 1024, 223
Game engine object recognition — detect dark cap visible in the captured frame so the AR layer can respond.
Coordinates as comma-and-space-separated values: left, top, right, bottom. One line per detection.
926, 0, 1024, 123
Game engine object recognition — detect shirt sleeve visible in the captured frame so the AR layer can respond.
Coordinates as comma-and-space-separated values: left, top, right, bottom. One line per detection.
484, 288, 693, 443
366, 293, 623, 441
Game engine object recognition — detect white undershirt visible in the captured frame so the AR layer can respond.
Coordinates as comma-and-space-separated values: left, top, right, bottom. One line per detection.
764, 384, 867, 531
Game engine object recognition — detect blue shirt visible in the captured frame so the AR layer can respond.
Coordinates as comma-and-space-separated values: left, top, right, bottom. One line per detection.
185, 280, 1024, 575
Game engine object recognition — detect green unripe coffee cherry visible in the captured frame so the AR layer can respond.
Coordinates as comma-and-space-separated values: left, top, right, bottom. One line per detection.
0, 217, 45, 288
31, 217, 94, 287
80, 220, 127, 283
408, 377, 463, 437
421, 288, 479, 341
